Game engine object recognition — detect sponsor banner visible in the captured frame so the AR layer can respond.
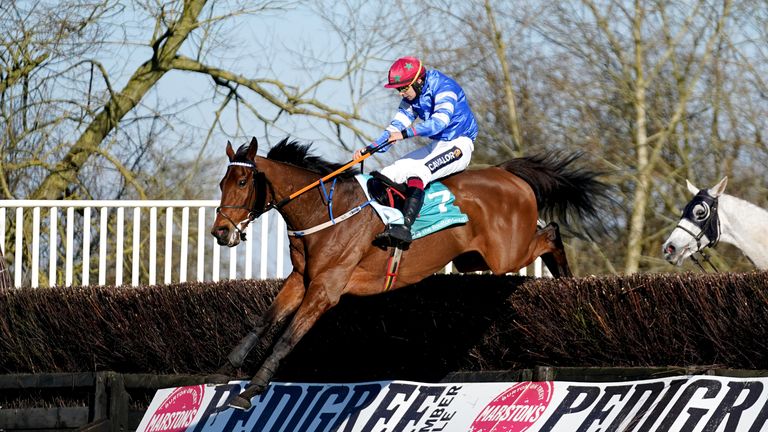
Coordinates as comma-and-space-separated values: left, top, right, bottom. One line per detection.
138, 375, 768, 431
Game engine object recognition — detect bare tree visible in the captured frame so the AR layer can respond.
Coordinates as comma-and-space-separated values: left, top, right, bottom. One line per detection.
1, 0, 403, 284
4, 0, 768, 279
0, 0, 398, 204
389, 0, 768, 275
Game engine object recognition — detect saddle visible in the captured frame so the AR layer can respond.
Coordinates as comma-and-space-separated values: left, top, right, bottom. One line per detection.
356, 172, 468, 240
366, 171, 408, 211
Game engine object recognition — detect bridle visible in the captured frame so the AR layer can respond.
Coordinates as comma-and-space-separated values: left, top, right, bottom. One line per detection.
216, 145, 383, 241
216, 161, 275, 241
674, 191, 721, 272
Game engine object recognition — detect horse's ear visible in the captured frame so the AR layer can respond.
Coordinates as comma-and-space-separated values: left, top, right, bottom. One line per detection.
710, 176, 728, 197
686, 179, 699, 195
247, 137, 259, 160
226, 141, 235, 161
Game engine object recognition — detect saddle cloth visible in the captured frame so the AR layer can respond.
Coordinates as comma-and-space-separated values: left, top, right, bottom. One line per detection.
354, 174, 468, 239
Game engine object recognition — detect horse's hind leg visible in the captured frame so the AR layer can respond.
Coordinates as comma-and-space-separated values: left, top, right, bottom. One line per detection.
537, 222, 572, 277
208, 272, 305, 382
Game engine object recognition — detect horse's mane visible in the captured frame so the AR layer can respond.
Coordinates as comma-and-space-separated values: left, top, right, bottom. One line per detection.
258, 138, 359, 178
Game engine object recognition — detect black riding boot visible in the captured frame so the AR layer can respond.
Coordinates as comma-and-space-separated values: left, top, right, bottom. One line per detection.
374, 186, 425, 250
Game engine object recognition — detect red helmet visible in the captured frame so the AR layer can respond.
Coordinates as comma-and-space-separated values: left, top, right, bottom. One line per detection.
384, 56, 426, 89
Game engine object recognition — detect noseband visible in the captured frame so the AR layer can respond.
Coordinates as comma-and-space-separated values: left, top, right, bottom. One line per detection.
216, 161, 275, 241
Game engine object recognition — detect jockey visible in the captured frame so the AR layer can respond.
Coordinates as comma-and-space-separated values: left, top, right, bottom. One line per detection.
354, 56, 479, 250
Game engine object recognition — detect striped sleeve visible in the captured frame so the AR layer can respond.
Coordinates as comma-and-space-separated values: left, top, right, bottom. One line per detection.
413, 90, 456, 137
373, 101, 416, 153
387, 100, 416, 132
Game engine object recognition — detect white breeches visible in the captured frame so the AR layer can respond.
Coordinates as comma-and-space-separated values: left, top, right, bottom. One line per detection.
380, 136, 474, 185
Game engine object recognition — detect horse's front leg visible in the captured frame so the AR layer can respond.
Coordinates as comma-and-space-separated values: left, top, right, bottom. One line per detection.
227, 272, 346, 410
208, 271, 305, 382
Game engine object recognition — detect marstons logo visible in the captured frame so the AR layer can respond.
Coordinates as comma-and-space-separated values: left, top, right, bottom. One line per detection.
470, 382, 553, 432
143, 385, 205, 432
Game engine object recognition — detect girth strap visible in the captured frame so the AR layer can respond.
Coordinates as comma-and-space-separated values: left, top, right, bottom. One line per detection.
287, 200, 373, 237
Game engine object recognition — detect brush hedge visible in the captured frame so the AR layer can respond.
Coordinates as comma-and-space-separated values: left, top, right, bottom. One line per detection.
0, 272, 766, 382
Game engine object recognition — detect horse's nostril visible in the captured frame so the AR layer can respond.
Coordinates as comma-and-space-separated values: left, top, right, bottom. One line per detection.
213, 227, 229, 239
665, 244, 676, 255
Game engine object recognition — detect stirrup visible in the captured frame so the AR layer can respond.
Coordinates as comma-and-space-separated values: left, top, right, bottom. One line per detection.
373, 225, 412, 250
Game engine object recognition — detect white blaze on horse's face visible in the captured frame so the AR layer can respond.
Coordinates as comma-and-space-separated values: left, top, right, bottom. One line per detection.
662, 177, 728, 266
224, 221, 244, 247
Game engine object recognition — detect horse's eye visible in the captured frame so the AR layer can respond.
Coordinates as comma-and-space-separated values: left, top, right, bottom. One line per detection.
238, 179, 248, 187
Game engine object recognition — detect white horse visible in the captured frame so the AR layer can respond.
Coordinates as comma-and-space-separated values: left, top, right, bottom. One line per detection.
663, 176, 768, 269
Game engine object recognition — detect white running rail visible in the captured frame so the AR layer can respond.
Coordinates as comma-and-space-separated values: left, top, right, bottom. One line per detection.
0, 200, 544, 288
0, 200, 288, 288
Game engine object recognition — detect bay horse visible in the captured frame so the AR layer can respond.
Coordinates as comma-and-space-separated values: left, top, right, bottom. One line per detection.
663, 176, 768, 269
210, 136, 609, 410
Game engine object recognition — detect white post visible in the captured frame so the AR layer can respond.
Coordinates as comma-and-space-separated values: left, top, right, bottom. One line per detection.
31, 207, 40, 288
116, 208, 124, 286
197, 207, 205, 282
212, 238, 220, 282
164, 207, 173, 284
49, 207, 57, 287
180, 207, 189, 283
98, 207, 108, 286
0, 207, 5, 255
82, 207, 91, 286
149, 207, 157, 285
65, 207, 74, 287
14, 207, 22, 287
132, 208, 140, 286
260, 212, 269, 279
245, 223, 253, 279
229, 243, 237, 280
276, 216, 285, 278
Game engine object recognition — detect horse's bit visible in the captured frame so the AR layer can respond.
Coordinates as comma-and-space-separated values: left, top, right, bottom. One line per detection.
673, 191, 721, 272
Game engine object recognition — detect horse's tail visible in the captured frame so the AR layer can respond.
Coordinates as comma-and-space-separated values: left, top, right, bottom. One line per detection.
498, 151, 613, 238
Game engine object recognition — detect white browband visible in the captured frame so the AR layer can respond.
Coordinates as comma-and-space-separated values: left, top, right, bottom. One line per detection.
228, 162, 255, 168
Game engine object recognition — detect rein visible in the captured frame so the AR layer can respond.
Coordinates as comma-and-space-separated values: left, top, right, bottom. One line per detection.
218, 146, 381, 239
690, 251, 718, 273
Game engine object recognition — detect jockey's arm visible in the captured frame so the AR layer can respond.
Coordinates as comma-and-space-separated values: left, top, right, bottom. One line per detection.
377, 101, 417, 147
354, 101, 416, 158
404, 90, 456, 138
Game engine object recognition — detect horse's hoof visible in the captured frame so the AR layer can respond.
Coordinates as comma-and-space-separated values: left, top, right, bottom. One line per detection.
227, 394, 253, 411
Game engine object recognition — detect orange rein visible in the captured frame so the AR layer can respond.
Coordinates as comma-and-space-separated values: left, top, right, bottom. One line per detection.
274, 145, 379, 209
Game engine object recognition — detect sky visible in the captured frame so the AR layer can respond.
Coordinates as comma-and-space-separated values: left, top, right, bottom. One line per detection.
110, 2, 400, 167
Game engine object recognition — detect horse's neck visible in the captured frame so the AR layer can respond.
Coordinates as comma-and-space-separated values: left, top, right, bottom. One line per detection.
718, 194, 768, 268
258, 157, 359, 229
